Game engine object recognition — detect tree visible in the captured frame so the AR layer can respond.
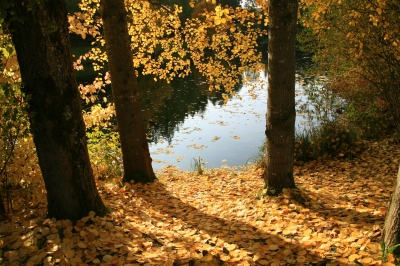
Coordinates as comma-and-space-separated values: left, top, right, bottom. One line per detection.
299, 0, 400, 135
263, 0, 298, 195
72, 0, 263, 99
383, 165, 400, 254
4, 0, 108, 222
100, 0, 156, 184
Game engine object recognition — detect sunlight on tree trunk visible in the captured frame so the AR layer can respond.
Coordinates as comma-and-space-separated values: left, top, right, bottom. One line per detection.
7, 0, 108, 222
263, 0, 298, 195
383, 165, 400, 254
101, 0, 156, 184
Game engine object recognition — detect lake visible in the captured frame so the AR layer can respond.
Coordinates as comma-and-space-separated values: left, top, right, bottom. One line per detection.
138, 71, 309, 170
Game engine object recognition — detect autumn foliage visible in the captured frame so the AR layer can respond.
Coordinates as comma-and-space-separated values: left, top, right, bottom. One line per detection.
1, 0, 400, 264
299, 0, 400, 133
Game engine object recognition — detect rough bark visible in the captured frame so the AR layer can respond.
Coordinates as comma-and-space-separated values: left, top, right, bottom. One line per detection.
383, 165, 400, 254
7, 0, 108, 222
263, 0, 298, 195
101, 0, 156, 184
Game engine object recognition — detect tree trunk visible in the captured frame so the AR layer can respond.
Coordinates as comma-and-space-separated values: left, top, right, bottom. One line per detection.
263, 0, 298, 195
7, 0, 108, 222
383, 165, 400, 254
101, 0, 156, 184
0, 195, 6, 221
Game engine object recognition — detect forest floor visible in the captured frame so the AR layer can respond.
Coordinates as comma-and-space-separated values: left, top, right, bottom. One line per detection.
1, 138, 400, 266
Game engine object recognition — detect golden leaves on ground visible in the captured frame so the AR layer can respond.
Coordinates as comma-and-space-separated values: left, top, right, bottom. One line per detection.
0, 139, 399, 265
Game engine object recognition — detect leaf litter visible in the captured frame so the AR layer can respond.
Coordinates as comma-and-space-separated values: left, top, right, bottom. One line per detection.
0, 139, 399, 265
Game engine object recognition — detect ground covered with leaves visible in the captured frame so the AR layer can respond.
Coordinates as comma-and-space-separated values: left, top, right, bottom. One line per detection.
0, 138, 399, 266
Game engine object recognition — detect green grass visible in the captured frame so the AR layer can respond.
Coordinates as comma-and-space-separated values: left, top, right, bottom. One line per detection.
190, 157, 205, 175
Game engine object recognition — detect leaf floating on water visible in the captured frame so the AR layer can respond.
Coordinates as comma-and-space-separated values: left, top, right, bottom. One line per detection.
152, 159, 168, 164
175, 155, 185, 162
187, 144, 208, 150
211, 136, 221, 142
210, 120, 228, 126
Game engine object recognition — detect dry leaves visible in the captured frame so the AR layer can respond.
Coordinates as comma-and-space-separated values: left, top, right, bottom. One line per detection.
0, 139, 399, 265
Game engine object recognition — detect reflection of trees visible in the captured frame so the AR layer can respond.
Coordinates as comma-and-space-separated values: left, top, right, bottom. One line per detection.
138, 71, 242, 144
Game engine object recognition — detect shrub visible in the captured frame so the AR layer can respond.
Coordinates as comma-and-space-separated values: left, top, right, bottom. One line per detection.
87, 128, 124, 180
294, 120, 362, 163
0, 83, 42, 215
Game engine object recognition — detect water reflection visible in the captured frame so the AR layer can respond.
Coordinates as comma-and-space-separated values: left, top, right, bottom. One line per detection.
142, 71, 308, 170
138, 72, 241, 144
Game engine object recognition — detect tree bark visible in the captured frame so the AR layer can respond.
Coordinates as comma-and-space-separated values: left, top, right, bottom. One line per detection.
0, 195, 6, 221
7, 0, 108, 222
263, 0, 298, 195
383, 165, 400, 254
101, 0, 156, 184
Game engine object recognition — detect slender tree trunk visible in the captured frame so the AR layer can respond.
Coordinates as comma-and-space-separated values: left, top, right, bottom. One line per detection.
7, 0, 108, 222
263, 0, 298, 195
383, 165, 400, 254
101, 0, 156, 184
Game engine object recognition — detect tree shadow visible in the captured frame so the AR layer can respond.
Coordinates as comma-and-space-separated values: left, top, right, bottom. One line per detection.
295, 177, 388, 234
115, 179, 328, 265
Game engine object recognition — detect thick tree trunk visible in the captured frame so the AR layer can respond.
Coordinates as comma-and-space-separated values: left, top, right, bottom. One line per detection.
101, 0, 156, 184
263, 0, 298, 195
7, 0, 108, 222
383, 165, 400, 254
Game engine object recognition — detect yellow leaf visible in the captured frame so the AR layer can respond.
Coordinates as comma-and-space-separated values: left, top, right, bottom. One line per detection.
360, 257, 374, 265
226, 243, 237, 251
348, 254, 359, 262
387, 253, 395, 263
269, 244, 279, 250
